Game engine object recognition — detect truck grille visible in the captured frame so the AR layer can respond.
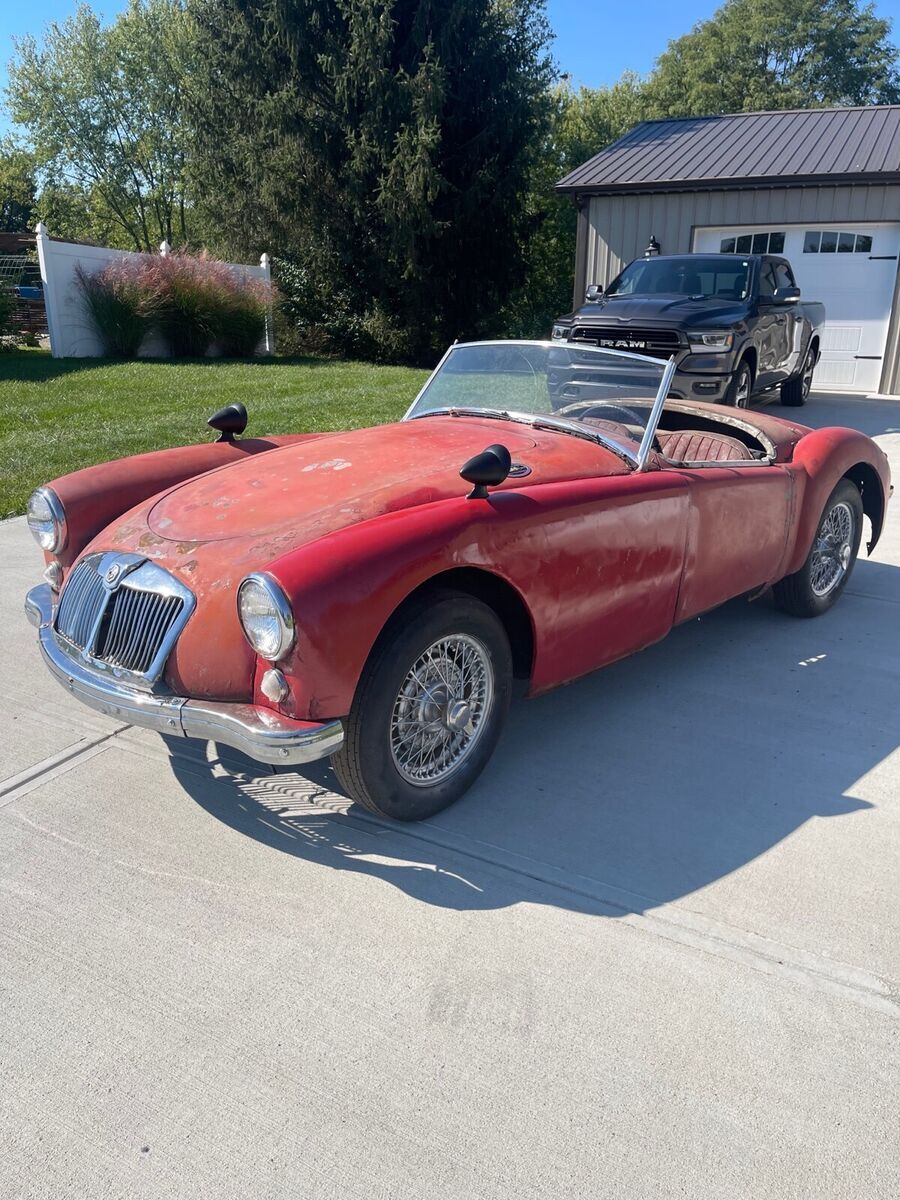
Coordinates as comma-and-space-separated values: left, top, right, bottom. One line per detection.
570, 326, 681, 355
54, 553, 194, 687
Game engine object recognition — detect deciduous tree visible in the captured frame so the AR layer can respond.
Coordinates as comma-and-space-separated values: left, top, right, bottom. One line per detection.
646, 0, 900, 116
7, 0, 196, 251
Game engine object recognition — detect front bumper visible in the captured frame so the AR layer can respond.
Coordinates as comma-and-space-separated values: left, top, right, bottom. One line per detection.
25, 584, 344, 766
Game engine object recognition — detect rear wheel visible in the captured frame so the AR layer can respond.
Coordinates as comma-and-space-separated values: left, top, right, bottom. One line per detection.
773, 480, 863, 617
724, 359, 753, 408
780, 343, 815, 407
332, 594, 513, 820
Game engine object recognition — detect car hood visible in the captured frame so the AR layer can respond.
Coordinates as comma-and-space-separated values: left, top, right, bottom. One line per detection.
140, 416, 631, 546
91, 416, 632, 700
575, 295, 747, 325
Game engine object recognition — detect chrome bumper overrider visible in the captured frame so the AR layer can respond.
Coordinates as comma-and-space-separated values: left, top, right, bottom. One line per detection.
25, 585, 344, 766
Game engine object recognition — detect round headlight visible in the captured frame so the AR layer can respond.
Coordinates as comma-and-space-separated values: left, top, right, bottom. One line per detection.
237, 574, 295, 661
26, 487, 67, 553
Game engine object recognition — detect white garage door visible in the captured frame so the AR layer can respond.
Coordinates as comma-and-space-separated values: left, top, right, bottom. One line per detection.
693, 222, 900, 393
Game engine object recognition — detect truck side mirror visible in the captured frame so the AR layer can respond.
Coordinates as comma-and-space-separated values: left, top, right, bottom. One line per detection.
773, 285, 800, 304
585, 283, 604, 302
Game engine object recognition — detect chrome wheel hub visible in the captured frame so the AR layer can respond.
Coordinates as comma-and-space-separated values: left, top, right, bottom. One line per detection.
802, 356, 815, 398
390, 634, 493, 786
734, 369, 751, 408
810, 501, 854, 597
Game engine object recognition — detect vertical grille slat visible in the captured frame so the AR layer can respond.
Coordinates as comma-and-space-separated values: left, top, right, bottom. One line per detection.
56, 559, 106, 650
53, 554, 191, 684
96, 586, 185, 675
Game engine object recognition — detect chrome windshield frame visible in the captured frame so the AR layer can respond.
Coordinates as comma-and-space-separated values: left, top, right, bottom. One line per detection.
403, 340, 674, 472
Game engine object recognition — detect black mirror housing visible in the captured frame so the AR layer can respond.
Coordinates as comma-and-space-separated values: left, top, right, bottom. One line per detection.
772, 285, 801, 304
208, 402, 248, 442
460, 443, 512, 499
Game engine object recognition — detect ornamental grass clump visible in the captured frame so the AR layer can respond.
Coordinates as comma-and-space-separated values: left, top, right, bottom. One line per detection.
215, 273, 270, 357
76, 251, 272, 359
76, 256, 157, 357
142, 252, 225, 358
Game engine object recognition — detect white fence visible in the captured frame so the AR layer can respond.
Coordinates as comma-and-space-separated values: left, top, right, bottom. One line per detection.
35, 223, 273, 358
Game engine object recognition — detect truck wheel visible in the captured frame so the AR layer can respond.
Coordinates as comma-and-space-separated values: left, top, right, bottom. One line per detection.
780, 345, 815, 407
772, 480, 862, 617
724, 359, 753, 408
332, 594, 513, 821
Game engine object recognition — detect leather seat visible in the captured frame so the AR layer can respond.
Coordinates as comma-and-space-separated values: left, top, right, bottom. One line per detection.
656, 429, 753, 463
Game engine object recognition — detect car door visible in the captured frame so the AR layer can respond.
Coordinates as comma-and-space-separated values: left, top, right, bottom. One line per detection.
755, 259, 788, 387
526, 469, 692, 693
670, 463, 794, 622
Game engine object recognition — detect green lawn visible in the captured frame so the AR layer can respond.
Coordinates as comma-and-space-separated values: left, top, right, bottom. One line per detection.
1, 351, 428, 518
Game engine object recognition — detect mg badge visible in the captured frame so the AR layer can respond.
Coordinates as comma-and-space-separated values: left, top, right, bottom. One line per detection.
105, 563, 121, 585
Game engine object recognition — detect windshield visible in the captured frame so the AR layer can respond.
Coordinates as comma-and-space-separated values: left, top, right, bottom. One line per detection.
605, 256, 751, 301
405, 341, 671, 461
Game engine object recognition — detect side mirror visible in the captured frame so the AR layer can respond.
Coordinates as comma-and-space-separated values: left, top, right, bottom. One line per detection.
585, 283, 604, 302
460, 443, 512, 500
208, 402, 248, 442
772, 285, 800, 304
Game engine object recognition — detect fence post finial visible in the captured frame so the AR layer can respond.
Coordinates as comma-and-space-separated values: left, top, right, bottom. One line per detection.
159, 240, 171, 257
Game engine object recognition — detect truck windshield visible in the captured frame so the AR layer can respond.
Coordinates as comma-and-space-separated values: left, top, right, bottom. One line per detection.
605, 256, 751, 301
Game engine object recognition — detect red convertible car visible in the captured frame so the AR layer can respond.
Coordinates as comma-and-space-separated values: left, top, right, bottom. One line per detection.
25, 342, 891, 820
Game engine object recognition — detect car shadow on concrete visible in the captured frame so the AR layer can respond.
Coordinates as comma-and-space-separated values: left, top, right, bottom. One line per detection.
168, 553, 897, 917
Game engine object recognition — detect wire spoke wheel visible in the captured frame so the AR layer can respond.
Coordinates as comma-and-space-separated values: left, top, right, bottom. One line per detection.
390, 634, 494, 786
810, 500, 855, 597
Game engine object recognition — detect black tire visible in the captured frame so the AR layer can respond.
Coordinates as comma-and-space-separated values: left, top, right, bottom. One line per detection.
332, 593, 513, 821
724, 358, 753, 408
780, 343, 815, 407
773, 480, 863, 617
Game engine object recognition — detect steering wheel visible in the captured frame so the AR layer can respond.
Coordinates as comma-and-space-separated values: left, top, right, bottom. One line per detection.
557, 400, 663, 453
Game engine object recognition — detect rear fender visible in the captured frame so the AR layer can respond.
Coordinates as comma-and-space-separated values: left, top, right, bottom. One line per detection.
41, 434, 325, 571
785, 427, 891, 573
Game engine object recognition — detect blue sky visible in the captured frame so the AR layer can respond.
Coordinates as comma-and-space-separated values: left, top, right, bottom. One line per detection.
2, 0, 900, 134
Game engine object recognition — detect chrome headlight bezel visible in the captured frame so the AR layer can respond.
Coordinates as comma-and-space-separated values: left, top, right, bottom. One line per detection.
237, 573, 295, 662
551, 324, 570, 341
687, 330, 734, 352
26, 486, 67, 553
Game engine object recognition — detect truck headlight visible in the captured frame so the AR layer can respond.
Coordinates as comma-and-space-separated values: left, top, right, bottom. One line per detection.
238, 574, 295, 661
551, 324, 570, 341
687, 330, 734, 352
26, 487, 67, 552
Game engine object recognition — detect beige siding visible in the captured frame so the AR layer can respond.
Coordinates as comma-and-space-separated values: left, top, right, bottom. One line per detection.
579, 185, 900, 394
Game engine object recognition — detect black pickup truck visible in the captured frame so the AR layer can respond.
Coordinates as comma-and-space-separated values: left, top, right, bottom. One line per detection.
552, 253, 825, 408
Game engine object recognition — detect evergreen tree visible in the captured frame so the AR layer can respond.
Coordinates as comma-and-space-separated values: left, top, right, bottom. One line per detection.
187, 0, 553, 361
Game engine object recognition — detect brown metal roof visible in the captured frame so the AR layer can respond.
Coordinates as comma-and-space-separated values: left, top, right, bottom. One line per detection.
556, 106, 900, 194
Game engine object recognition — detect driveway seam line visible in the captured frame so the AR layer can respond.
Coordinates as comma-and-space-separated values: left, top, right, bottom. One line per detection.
0, 731, 121, 808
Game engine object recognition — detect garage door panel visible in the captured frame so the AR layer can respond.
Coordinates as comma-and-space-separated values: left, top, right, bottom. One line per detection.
820, 326, 862, 353
814, 358, 858, 387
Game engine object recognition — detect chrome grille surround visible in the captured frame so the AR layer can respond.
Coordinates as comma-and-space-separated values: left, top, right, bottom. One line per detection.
53, 552, 195, 691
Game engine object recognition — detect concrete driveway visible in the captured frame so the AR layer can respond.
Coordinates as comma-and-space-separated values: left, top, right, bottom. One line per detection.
2, 393, 898, 1199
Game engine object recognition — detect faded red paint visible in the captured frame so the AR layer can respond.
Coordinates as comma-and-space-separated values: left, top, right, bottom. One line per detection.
43, 406, 891, 721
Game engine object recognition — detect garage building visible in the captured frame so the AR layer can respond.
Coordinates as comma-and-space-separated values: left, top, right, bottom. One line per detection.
557, 105, 900, 396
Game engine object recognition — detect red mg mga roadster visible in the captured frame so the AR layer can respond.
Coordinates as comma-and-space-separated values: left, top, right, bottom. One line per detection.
25, 342, 891, 820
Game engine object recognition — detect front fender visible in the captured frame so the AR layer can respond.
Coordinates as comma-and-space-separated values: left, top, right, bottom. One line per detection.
262, 492, 542, 720
785, 427, 891, 573
41, 434, 325, 571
